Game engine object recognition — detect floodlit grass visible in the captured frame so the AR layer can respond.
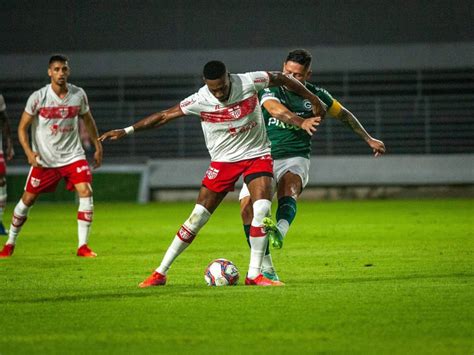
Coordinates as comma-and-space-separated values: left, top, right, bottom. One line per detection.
0, 199, 472, 354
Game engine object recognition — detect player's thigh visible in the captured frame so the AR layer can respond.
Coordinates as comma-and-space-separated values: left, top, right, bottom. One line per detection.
277, 172, 303, 200
247, 176, 273, 201
196, 185, 227, 213
274, 157, 309, 199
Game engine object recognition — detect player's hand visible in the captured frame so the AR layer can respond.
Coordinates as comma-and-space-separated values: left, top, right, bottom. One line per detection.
301, 116, 321, 136
98, 129, 127, 142
27, 151, 43, 167
92, 143, 103, 169
368, 138, 386, 157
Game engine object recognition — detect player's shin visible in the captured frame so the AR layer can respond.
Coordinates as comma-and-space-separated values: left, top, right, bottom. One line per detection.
77, 197, 93, 247
248, 199, 271, 279
156, 204, 211, 275
7, 200, 30, 245
276, 196, 297, 238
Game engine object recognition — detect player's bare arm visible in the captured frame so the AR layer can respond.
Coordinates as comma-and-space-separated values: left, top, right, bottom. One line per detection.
267, 72, 326, 118
18, 111, 42, 167
81, 111, 103, 169
0, 111, 14, 160
262, 99, 321, 136
335, 106, 386, 157
98, 103, 184, 142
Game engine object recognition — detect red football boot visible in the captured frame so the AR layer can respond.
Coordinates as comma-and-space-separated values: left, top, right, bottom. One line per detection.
77, 244, 97, 258
0, 243, 15, 258
245, 273, 285, 286
139, 271, 167, 288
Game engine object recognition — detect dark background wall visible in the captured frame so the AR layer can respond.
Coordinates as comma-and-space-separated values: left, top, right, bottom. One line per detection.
1, 0, 473, 54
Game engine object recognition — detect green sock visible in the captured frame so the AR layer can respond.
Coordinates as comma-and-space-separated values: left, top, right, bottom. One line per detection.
244, 224, 270, 255
276, 196, 297, 225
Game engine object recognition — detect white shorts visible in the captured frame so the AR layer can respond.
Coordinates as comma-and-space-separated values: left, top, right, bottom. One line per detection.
238, 156, 310, 200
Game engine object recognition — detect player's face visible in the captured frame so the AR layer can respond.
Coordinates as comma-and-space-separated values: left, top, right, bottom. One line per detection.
48, 61, 70, 86
205, 74, 231, 102
283, 61, 312, 84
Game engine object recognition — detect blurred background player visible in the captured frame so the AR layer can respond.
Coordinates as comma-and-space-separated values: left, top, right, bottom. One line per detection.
239, 49, 386, 280
99, 60, 324, 287
0, 54, 103, 258
0, 94, 15, 235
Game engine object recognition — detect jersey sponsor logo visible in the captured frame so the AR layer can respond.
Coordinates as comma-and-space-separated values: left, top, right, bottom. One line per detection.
76, 165, 91, 175
205, 166, 219, 180
228, 120, 257, 136
180, 98, 196, 108
253, 77, 268, 84
31, 177, 41, 188
200, 95, 258, 123
50, 123, 75, 135
39, 106, 80, 119
268, 117, 301, 131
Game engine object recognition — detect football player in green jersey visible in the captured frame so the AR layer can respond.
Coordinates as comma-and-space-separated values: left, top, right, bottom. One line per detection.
239, 49, 386, 280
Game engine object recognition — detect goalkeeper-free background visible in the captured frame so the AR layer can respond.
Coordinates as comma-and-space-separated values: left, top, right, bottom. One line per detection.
1, 200, 472, 354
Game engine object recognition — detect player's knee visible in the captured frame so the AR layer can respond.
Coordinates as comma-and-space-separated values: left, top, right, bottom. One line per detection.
240, 196, 253, 223
252, 199, 271, 224
76, 183, 93, 197
21, 192, 37, 207
184, 204, 211, 233
0, 176, 6, 186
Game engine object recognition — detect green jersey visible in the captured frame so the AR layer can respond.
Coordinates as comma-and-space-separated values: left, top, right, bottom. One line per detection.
258, 82, 338, 159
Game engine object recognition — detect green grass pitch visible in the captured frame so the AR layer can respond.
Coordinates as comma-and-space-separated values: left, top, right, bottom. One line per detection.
0, 199, 472, 354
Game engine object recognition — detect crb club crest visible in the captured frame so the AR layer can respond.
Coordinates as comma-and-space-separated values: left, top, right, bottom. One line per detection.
59, 107, 69, 118
206, 167, 219, 180
31, 177, 41, 188
228, 105, 241, 119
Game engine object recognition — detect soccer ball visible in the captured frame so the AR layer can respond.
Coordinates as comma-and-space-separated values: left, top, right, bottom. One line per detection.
204, 258, 239, 286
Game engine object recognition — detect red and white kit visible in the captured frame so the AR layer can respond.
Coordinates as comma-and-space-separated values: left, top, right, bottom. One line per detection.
24, 84, 91, 193
180, 72, 273, 191
180, 72, 271, 162
25, 83, 88, 167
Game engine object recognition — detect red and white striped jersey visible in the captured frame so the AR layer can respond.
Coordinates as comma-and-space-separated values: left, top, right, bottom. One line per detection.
25, 84, 88, 167
180, 72, 271, 162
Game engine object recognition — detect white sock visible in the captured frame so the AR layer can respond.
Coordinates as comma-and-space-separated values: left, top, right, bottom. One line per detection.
77, 197, 93, 247
7, 200, 30, 245
248, 199, 271, 279
277, 219, 290, 238
156, 204, 211, 275
0, 184, 6, 222
261, 253, 275, 273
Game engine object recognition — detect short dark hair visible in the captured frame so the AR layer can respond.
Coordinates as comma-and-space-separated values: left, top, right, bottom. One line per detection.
286, 49, 312, 69
203, 61, 227, 80
49, 54, 69, 66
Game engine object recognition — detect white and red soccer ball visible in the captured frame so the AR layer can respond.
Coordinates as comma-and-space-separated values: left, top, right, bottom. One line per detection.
204, 258, 239, 286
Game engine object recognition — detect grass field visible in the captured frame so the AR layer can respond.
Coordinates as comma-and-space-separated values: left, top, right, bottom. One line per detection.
0, 199, 472, 354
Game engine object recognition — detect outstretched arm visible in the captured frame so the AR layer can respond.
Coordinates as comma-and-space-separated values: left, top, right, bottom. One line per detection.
267, 72, 326, 118
262, 99, 321, 136
335, 105, 386, 157
98, 103, 185, 142
81, 111, 103, 169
